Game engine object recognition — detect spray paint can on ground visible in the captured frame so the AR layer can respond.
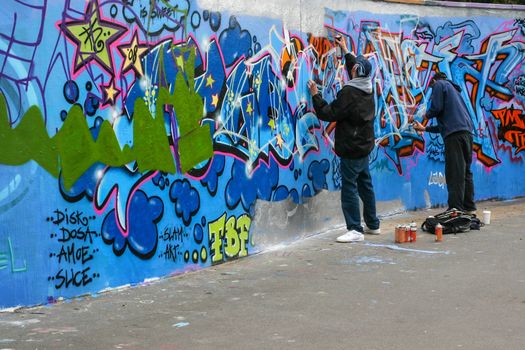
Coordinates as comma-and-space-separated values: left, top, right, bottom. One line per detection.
409, 222, 417, 242
395, 225, 410, 243
395, 225, 403, 243
435, 222, 443, 242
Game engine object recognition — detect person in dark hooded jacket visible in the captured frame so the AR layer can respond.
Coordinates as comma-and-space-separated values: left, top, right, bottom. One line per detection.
413, 72, 476, 213
307, 35, 380, 243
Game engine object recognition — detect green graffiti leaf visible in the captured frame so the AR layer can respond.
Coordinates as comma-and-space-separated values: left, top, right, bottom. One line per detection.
172, 48, 213, 172
133, 97, 176, 174
178, 125, 213, 173
0, 94, 59, 177
54, 105, 98, 189
95, 120, 133, 166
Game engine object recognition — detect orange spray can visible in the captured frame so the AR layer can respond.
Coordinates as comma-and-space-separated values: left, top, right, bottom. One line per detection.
394, 225, 398, 243
395, 225, 405, 243
410, 222, 417, 242
435, 223, 443, 242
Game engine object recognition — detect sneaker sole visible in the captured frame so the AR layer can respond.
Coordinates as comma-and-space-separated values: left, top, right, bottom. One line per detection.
336, 237, 364, 243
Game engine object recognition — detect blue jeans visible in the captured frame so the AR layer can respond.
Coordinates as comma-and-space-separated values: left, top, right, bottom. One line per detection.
340, 156, 380, 232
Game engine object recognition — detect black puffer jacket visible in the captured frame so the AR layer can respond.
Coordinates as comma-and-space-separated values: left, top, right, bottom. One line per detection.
312, 75, 376, 159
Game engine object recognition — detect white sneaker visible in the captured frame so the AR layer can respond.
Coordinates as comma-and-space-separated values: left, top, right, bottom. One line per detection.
364, 226, 381, 235
336, 230, 364, 243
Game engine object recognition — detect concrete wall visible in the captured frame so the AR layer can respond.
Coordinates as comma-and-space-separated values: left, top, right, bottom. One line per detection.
1, 0, 524, 308
199, 0, 522, 34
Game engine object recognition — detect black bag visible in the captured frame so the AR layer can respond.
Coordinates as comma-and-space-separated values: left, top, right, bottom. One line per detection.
421, 208, 482, 234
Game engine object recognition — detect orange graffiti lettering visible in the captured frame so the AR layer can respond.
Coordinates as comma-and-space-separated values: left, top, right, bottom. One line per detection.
308, 35, 333, 58
492, 107, 525, 129
492, 107, 525, 155
502, 130, 525, 154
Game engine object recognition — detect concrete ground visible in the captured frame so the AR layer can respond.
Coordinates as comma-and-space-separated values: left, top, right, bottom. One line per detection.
1, 198, 524, 350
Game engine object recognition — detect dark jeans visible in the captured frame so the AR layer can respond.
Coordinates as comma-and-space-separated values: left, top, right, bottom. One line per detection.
340, 156, 380, 232
444, 131, 476, 212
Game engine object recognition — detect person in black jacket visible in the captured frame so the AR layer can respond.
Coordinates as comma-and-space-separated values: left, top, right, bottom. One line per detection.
413, 72, 476, 213
307, 35, 380, 243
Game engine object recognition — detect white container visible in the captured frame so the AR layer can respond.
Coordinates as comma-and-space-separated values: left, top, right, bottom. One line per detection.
483, 210, 491, 225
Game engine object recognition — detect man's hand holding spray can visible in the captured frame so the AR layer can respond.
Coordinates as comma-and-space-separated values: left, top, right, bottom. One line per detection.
334, 34, 348, 60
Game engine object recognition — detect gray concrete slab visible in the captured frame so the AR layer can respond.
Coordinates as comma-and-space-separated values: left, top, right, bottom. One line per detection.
1, 198, 524, 350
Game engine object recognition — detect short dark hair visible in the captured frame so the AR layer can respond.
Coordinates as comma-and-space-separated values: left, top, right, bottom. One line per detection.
429, 72, 447, 87
432, 72, 447, 81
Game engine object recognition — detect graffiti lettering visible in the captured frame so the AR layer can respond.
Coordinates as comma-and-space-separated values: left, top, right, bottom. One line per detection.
308, 34, 334, 59
428, 171, 446, 189
504, 131, 525, 154
208, 213, 251, 264
57, 227, 98, 244
48, 208, 99, 244
493, 107, 525, 129
47, 209, 100, 290
140, 4, 179, 21
140, 6, 148, 19
49, 209, 90, 226
492, 107, 525, 155
0, 237, 27, 273
161, 243, 181, 262
79, 17, 105, 54
128, 44, 139, 62
123, 0, 189, 36
159, 226, 186, 262
348, 15, 525, 170
53, 243, 93, 265
357, 22, 431, 171
160, 226, 186, 242
52, 267, 94, 289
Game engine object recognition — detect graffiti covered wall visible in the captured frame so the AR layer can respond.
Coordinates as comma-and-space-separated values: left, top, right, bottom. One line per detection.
324, 8, 525, 207
0, 0, 524, 308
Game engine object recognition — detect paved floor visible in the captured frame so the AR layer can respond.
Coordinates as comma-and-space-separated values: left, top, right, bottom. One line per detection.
1, 198, 524, 350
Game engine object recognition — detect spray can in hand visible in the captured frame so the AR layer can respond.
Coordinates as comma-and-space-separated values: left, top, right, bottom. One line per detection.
435, 223, 443, 242
334, 34, 343, 59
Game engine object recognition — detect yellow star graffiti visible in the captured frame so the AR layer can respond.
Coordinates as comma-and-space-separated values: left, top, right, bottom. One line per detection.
101, 79, 120, 105
276, 134, 284, 149
211, 94, 219, 108
118, 30, 149, 77
206, 75, 215, 88
61, 1, 126, 74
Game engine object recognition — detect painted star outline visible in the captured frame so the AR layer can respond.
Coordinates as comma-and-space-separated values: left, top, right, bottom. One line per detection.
60, 0, 127, 75
100, 78, 121, 106
117, 29, 149, 77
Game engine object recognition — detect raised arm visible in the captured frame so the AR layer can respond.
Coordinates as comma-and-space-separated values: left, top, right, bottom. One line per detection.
335, 35, 357, 78
307, 80, 349, 122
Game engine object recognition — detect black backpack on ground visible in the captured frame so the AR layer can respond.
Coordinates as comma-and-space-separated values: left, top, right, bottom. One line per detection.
421, 208, 483, 234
